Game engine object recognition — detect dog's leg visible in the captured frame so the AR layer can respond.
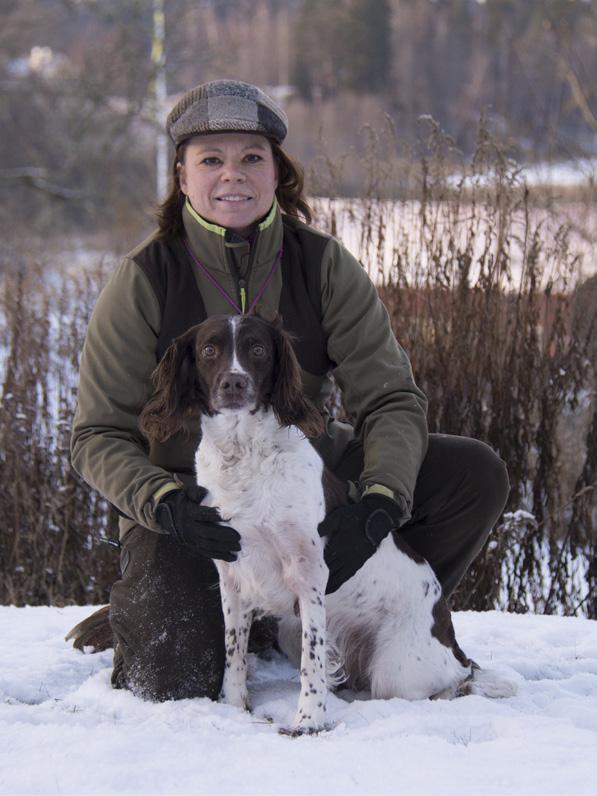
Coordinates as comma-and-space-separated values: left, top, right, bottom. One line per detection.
284, 583, 328, 735
218, 568, 252, 711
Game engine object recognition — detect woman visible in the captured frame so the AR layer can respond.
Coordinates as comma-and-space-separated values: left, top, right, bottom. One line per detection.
71, 80, 509, 701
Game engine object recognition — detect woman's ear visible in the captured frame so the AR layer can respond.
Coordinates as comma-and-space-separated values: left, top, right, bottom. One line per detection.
138, 325, 209, 442
177, 162, 188, 195
269, 140, 279, 190
270, 320, 324, 438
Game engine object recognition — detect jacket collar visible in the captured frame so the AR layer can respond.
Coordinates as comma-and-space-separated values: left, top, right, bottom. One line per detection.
182, 198, 282, 276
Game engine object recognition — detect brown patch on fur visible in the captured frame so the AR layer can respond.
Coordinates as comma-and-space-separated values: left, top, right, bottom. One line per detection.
391, 531, 427, 564
267, 315, 324, 438
139, 325, 211, 442
430, 598, 471, 668
65, 605, 113, 652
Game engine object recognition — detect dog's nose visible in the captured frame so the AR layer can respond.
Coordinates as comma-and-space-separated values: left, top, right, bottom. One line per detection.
219, 372, 250, 396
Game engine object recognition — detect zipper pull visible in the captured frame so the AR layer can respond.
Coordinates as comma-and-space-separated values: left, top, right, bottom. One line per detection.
239, 279, 247, 314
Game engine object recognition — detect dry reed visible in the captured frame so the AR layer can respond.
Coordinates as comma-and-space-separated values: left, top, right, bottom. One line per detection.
0, 119, 594, 615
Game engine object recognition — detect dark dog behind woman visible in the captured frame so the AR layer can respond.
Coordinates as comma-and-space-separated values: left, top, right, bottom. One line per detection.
69, 79, 509, 701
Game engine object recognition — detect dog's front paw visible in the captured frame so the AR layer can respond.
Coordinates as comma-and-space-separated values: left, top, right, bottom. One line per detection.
278, 720, 333, 737
279, 708, 331, 737
219, 687, 251, 712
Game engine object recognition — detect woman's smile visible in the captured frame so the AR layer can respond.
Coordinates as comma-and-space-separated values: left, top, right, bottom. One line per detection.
179, 133, 278, 236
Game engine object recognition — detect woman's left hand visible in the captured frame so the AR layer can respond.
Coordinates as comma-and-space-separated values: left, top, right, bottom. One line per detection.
318, 494, 406, 594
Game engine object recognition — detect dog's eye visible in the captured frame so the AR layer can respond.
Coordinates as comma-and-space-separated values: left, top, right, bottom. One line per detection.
202, 344, 217, 358
251, 344, 266, 357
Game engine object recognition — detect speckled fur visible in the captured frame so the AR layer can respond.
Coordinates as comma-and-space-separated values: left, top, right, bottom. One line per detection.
279, 537, 474, 700
163, 316, 514, 733
196, 408, 329, 733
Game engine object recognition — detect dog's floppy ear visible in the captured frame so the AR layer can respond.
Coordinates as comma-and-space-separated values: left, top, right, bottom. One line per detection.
269, 317, 324, 438
138, 326, 210, 443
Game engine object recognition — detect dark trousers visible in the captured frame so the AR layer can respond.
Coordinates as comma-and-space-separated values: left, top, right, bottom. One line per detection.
110, 434, 509, 701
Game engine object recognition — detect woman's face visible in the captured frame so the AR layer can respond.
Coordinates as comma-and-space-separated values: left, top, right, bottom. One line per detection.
179, 133, 278, 236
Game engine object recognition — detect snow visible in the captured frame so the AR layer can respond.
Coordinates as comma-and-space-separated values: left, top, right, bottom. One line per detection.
309, 197, 595, 288
519, 158, 596, 188
1, 607, 596, 795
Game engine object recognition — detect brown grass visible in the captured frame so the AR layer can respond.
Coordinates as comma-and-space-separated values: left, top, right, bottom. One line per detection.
0, 119, 594, 615
0, 262, 120, 605
310, 118, 596, 616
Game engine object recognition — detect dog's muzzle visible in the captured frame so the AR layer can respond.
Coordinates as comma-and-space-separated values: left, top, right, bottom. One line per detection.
213, 371, 255, 410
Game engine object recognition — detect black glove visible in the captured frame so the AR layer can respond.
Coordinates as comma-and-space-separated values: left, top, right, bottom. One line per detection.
155, 485, 241, 562
318, 493, 407, 594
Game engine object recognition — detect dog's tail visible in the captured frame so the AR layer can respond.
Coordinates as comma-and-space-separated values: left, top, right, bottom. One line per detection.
464, 663, 518, 698
65, 605, 113, 652
325, 640, 346, 689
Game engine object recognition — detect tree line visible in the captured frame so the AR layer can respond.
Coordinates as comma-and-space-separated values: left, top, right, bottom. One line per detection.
0, 0, 595, 238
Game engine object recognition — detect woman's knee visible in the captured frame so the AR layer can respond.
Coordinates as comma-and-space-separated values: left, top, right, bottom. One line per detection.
460, 437, 510, 513
110, 605, 225, 702
422, 434, 510, 519
109, 541, 226, 702
127, 625, 225, 701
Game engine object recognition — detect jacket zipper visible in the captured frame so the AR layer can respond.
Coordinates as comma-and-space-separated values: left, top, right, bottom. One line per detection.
227, 234, 259, 314
239, 279, 247, 313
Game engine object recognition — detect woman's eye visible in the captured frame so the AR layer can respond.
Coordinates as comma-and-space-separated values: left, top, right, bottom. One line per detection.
251, 344, 266, 357
202, 344, 217, 357
201, 157, 221, 166
244, 154, 262, 164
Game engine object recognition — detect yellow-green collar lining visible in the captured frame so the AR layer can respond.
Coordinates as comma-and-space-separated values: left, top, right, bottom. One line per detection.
184, 197, 277, 237
258, 199, 277, 231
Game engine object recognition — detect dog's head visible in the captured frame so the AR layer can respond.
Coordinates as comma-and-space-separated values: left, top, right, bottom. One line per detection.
139, 314, 324, 442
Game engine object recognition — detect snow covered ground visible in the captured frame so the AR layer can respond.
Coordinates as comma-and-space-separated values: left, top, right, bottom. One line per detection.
1, 606, 596, 796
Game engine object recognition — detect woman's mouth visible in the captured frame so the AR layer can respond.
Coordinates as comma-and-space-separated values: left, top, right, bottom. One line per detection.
215, 195, 252, 202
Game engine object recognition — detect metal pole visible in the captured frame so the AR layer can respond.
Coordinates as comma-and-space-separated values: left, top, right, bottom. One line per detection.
152, 0, 168, 202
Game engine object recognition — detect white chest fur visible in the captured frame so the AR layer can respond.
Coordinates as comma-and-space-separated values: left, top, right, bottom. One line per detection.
196, 409, 330, 733
195, 409, 326, 615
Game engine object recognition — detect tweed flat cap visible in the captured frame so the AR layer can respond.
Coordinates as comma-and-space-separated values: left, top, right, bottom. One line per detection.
166, 80, 288, 145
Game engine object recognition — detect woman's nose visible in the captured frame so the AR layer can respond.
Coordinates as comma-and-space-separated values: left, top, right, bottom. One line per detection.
221, 162, 246, 182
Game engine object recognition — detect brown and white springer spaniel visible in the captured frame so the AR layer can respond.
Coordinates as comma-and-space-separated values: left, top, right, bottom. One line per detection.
138, 314, 514, 734
68, 314, 514, 734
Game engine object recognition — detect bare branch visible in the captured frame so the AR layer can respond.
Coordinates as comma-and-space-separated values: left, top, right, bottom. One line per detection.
0, 167, 86, 200
555, 52, 597, 133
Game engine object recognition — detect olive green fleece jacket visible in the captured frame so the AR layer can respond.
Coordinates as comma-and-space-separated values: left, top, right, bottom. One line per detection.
71, 202, 428, 538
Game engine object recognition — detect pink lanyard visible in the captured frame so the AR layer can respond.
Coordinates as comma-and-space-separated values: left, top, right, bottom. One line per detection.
183, 237, 283, 315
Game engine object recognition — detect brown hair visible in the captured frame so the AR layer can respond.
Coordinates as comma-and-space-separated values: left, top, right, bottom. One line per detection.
154, 138, 312, 239
270, 140, 313, 226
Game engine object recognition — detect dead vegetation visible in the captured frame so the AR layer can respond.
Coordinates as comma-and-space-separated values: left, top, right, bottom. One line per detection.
0, 121, 595, 615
